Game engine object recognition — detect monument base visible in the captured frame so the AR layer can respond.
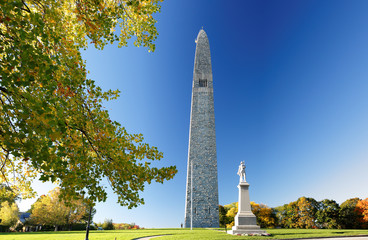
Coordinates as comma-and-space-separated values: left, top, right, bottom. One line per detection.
229, 225, 267, 235
228, 212, 267, 235
228, 165, 268, 235
235, 211, 257, 225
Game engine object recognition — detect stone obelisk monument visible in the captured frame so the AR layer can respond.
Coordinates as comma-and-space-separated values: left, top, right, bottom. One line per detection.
229, 161, 266, 235
184, 29, 219, 228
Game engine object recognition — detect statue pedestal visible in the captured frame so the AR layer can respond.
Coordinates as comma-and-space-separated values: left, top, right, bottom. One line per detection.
228, 182, 267, 235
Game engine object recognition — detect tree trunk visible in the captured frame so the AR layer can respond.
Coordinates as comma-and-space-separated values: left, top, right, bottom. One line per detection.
54, 225, 58, 231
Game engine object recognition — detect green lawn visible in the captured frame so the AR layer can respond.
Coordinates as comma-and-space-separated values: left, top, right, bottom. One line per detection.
0, 228, 368, 240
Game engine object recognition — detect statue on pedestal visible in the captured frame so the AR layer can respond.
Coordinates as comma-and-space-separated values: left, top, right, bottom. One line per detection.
228, 161, 267, 235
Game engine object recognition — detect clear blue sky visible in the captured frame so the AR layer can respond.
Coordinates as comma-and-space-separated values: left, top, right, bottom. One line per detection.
19, 0, 368, 228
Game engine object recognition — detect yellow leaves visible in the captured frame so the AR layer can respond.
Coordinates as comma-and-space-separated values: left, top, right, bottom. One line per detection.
0, 174, 6, 182
1, 0, 173, 209
24, 170, 31, 177
226, 202, 238, 219
31, 187, 88, 227
0, 201, 19, 227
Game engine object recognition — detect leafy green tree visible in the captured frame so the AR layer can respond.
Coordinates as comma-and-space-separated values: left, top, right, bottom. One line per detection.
0, 201, 19, 229
102, 218, 114, 230
305, 197, 320, 216
218, 205, 229, 227
279, 201, 299, 228
274, 205, 285, 227
81, 207, 96, 223
30, 192, 67, 231
0, 0, 176, 207
339, 198, 362, 229
30, 187, 92, 231
316, 199, 340, 229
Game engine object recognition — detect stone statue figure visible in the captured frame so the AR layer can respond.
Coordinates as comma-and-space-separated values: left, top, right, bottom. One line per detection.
237, 161, 246, 182
229, 160, 267, 235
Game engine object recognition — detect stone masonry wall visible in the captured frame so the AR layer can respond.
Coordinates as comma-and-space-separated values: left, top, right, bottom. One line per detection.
184, 30, 219, 228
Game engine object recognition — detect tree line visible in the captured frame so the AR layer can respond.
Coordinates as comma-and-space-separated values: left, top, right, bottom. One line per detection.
0, 187, 94, 232
0, 186, 144, 232
219, 197, 368, 229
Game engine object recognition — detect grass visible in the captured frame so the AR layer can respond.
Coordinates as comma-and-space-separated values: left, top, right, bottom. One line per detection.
0, 228, 368, 240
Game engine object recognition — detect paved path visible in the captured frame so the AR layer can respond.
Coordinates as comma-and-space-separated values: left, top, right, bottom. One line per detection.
297, 237, 368, 240
132, 235, 168, 240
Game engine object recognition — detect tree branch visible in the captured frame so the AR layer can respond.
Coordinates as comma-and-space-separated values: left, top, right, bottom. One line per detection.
66, 123, 102, 161
21, 0, 31, 13
0, 86, 8, 94
0, 151, 14, 191
0, 150, 9, 172
0, 96, 25, 146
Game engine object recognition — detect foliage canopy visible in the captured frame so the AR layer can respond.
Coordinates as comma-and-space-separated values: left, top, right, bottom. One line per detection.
30, 188, 91, 231
316, 199, 340, 229
356, 198, 368, 228
339, 197, 362, 229
0, 0, 177, 208
0, 201, 19, 227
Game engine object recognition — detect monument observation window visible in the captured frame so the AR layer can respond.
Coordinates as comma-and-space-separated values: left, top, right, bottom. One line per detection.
199, 79, 207, 87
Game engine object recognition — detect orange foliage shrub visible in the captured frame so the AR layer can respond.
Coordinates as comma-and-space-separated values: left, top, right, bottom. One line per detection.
356, 198, 368, 227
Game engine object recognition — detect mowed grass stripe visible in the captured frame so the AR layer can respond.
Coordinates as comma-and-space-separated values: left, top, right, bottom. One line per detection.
1, 228, 368, 240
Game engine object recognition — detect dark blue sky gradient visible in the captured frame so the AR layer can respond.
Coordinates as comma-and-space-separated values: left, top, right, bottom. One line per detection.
24, 0, 368, 228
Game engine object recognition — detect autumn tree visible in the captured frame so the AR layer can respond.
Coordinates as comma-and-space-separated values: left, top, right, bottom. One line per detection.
30, 194, 67, 231
0, 0, 176, 207
251, 202, 277, 228
339, 198, 362, 229
224, 202, 238, 228
356, 198, 368, 228
296, 197, 318, 228
0, 201, 19, 230
30, 187, 92, 231
219, 205, 232, 228
277, 197, 318, 228
278, 201, 299, 228
316, 199, 340, 229
101, 218, 114, 230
